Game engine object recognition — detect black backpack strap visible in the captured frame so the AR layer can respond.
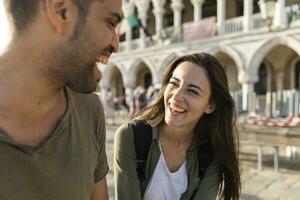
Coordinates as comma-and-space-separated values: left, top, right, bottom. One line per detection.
197, 143, 214, 180
131, 121, 153, 182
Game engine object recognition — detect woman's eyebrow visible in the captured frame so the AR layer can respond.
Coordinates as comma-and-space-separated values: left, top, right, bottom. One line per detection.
171, 77, 204, 92
188, 84, 203, 93
170, 77, 180, 82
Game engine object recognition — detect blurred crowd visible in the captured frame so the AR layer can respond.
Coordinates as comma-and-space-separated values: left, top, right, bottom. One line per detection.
104, 84, 160, 124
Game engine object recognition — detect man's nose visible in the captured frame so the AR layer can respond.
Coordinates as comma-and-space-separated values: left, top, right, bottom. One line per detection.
111, 31, 119, 53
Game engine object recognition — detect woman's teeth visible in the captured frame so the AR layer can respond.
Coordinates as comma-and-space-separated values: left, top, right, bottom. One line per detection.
170, 104, 186, 113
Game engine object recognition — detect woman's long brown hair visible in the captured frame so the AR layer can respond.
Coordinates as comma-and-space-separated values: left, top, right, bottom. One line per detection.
133, 53, 241, 200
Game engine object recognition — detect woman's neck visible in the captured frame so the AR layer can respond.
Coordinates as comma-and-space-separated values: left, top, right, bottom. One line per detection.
159, 124, 194, 146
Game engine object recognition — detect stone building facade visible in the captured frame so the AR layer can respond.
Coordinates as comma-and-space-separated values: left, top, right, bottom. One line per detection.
99, 0, 300, 118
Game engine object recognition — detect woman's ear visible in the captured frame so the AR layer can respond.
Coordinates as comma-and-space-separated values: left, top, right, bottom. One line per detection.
205, 102, 216, 114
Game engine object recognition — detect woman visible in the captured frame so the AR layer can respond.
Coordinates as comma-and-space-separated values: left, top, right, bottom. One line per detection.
114, 53, 240, 200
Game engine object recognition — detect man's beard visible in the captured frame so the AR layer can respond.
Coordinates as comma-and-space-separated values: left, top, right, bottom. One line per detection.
45, 26, 100, 94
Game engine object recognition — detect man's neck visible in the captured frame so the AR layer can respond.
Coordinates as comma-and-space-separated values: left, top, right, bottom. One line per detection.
0, 47, 65, 120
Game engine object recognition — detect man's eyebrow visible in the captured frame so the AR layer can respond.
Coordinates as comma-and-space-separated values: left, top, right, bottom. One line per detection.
109, 12, 123, 23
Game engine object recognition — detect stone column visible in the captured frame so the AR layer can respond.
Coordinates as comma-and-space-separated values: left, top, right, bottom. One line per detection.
171, 0, 183, 30
99, 82, 110, 108
123, 2, 135, 51
217, 0, 225, 35
276, 69, 284, 91
171, 0, 183, 41
242, 81, 255, 113
275, 69, 285, 116
135, 0, 150, 49
191, 0, 204, 22
124, 81, 135, 115
243, 0, 253, 32
273, 0, 287, 29
152, 0, 166, 40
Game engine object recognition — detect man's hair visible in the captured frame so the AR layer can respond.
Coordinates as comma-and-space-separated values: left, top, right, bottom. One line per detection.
4, 0, 96, 34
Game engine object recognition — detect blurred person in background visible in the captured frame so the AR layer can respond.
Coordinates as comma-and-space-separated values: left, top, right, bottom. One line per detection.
132, 85, 148, 114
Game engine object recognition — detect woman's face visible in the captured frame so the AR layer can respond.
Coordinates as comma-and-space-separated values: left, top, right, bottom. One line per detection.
164, 61, 214, 129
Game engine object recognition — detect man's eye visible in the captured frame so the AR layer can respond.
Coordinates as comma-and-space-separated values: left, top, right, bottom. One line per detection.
107, 21, 116, 28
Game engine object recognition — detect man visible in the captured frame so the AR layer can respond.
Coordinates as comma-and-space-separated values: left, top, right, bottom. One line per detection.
0, 0, 122, 199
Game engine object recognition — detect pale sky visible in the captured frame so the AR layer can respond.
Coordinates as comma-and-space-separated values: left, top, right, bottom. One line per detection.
0, 0, 11, 54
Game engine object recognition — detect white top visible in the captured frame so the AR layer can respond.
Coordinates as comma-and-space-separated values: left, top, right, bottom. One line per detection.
143, 150, 188, 200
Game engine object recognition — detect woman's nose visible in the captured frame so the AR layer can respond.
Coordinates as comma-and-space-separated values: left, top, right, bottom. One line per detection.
172, 88, 184, 102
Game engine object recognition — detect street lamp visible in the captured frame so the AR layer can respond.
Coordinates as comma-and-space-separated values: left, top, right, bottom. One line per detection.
259, 0, 300, 30
258, 0, 277, 30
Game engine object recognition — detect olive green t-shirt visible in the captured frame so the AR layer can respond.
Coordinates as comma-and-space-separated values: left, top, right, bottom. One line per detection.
0, 88, 108, 200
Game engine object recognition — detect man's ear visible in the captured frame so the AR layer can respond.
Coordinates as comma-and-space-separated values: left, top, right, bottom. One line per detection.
205, 102, 216, 114
44, 0, 77, 34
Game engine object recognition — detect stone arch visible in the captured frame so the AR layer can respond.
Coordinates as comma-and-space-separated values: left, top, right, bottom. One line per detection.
248, 36, 300, 79
158, 52, 180, 75
212, 45, 245, 76
212, 45, 245, 91
213, 50, 242, 92
290, 57, 300, 89
102, 62, 126, 88
128, 58, 157, 88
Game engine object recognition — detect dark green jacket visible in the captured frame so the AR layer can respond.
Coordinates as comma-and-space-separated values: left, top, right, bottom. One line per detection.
114, 123, 221, 200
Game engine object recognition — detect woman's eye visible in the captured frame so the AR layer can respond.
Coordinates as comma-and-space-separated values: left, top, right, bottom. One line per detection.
169, 81, 178, 87
189, 90, 199, 95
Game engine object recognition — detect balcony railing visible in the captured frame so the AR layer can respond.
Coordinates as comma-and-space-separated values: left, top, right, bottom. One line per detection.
224, 12, 266, 34
224, 16, 244, 34
119, 4, 300, 52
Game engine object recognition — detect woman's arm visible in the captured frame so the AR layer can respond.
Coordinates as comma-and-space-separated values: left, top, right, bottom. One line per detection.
194, 158, 221, 200
114, 124, 142, 200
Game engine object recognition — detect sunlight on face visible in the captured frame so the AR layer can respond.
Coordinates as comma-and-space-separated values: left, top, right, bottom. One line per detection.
164, 62, 212, 129
0, 1, 11, 54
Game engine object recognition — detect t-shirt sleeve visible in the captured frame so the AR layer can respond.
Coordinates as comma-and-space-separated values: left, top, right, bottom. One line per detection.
94, 102, 109, 182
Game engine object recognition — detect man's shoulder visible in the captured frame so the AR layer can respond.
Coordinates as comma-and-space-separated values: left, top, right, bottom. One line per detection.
67, 88, 103, 116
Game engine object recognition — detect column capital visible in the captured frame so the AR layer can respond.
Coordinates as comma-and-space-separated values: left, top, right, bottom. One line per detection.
171, 0, 184, 11
191, 0, 204, 6
100, 81, 111, 90
238, 71, 258, 84
152, 0, 166, 9
123, 1, 135, 16
124, 80, 135, 89
153, 6, 165, 17
135, 0, 150, 20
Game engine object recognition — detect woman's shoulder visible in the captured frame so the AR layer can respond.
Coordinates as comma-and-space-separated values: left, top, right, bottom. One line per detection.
114, 122, 134, 147
114, 122, 139, 160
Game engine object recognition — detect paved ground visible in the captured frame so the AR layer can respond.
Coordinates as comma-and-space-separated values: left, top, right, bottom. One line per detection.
105, 123, 300, 200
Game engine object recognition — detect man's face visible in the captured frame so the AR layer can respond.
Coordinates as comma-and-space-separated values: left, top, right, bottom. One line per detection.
49, 0, 122, 93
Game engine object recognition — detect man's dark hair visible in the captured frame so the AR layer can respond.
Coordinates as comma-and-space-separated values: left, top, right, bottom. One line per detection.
4, 0, 96, 34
